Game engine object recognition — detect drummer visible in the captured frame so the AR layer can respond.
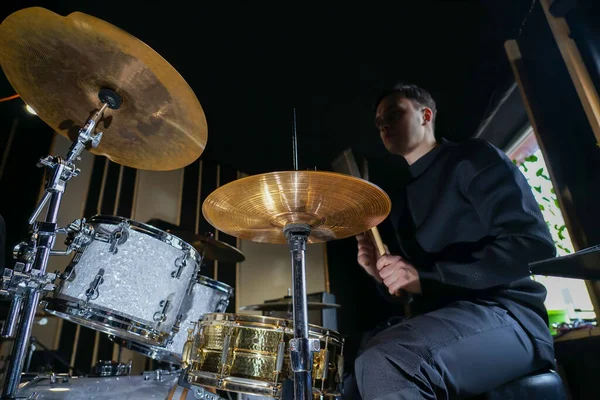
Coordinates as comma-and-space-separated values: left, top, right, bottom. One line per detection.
346, 83, 556, 399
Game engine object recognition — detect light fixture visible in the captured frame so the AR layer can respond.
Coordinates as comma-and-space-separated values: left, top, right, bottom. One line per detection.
25, 104, 37, 115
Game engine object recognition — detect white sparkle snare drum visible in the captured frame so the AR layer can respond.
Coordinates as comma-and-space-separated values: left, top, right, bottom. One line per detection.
183, 313, 344, 399
44, 215, 202, 346
111, 274, 233, 364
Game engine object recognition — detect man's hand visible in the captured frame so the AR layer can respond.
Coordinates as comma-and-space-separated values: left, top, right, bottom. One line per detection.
376, 255, 422, 295
356, 233, 382, 282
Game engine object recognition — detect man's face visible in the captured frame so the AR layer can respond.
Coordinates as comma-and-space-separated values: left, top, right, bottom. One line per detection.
375, 94, 428, 155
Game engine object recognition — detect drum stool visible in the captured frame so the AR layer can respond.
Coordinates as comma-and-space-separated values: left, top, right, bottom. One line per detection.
472, 368, 567, 399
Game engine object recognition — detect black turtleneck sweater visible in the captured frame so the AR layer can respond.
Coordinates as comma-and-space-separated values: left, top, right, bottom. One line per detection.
376, 138, 556, 364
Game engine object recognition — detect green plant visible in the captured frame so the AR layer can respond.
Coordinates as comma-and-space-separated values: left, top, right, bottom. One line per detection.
514, 151, 574, 256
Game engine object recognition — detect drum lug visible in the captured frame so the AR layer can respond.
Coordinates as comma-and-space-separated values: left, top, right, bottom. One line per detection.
153, 298, 171, 327
216, 298, 229, 313
93, 222, 129, 253
336, 354, 345, 384
83, 268, 105, 304
172, 313, 184, 333
218, 327, 234, 379
172, 255, 188, 279
108, 223, 129, 254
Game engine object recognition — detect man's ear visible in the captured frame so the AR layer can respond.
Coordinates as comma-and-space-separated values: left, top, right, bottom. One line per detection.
422, 107, 433, 126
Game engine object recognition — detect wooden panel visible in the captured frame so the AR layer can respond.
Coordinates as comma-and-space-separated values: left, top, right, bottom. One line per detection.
237, 241, 326, 315
131, 169, 184, 225
541, 0, 600, 145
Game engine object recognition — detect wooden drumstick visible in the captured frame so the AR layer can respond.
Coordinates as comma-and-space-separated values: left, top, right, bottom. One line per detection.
332, 149, 412, 313
179, 388, 189, 399
166, 382, 178, 400
369, 225, 413, 315
370, 227, 387, 257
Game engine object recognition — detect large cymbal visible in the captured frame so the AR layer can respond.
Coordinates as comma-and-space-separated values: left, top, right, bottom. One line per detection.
170, 230, 246, 263
202, 171, 391, 244
0, 7, 207, 171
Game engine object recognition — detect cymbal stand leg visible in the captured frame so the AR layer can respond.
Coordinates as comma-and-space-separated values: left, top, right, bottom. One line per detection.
0, 103, 108, 399
284, 223, 320, 400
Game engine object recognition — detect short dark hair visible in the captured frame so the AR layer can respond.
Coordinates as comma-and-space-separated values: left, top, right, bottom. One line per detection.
374, 82, 437, 123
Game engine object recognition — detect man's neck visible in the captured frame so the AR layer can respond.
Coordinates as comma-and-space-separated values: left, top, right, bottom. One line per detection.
404, 138, 438, 165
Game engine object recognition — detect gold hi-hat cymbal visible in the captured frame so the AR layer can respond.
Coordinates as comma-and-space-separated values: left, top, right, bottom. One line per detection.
0, 7, 207, 171
202, 170, 391, 244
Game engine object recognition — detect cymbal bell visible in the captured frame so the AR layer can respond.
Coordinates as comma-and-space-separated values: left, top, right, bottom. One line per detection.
202, 170, 391, 244
0, 7, 207, 171
239, 302, 341, 312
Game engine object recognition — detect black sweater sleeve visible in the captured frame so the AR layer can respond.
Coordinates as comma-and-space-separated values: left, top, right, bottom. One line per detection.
419, 160, 556, 290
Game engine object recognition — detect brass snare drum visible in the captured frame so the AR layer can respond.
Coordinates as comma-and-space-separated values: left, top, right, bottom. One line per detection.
183, 313, 344, 398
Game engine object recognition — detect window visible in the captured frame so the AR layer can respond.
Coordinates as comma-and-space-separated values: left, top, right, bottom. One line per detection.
506, 127, 595, 319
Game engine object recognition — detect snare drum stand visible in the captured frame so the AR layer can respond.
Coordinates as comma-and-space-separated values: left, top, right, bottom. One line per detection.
284, 224, 320, 400
0, 99, 113, 399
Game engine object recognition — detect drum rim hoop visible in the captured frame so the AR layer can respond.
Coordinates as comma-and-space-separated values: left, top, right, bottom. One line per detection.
200, 312, 343, 340
184, 371, 342, 398
44, 298, 170, 345
196, 274, 233, 295
107, 335, 181, 364
88, 214, 202, 264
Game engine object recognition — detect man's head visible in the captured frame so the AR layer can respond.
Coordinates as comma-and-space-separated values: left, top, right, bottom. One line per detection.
374, 83, 437, 157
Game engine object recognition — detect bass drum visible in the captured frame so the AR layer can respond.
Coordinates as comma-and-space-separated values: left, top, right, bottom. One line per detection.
16, 371, 222, 400
183, 313, 344, 399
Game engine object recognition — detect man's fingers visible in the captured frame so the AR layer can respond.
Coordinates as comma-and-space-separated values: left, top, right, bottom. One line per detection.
357, 242, 374, 253
388, 279, 406, 295
376, 255, 402, 271
357, 248, 373, 260
378, 264, 396, 279
358, 254, 372, 267
383, 273, 399, 287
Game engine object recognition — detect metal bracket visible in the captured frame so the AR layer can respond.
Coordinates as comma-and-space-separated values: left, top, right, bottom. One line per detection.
1, 268, 57, 296
289, 337, 320, 373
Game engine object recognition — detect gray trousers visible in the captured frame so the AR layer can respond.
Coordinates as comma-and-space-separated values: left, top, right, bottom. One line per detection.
343, 300, 549, 400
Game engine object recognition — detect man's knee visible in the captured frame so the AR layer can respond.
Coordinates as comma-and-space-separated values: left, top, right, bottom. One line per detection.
354, 344, 428, 399
355, 343, 419, 379
355, 344, 388, 376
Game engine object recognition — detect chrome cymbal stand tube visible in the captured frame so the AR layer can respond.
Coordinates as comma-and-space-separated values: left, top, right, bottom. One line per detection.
0, 97, 115, 399
284, 223, 320, 400
284, 109, 319, 400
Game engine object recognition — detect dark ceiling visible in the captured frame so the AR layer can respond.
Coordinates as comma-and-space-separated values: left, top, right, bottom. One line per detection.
0, 1, 534, 174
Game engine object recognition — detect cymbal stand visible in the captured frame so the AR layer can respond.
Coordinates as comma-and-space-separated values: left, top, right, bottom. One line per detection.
0, 102, 108, 399
284, 223, 319, 400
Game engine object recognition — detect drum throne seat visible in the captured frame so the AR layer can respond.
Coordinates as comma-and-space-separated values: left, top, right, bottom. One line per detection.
473, 368, 567, 399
